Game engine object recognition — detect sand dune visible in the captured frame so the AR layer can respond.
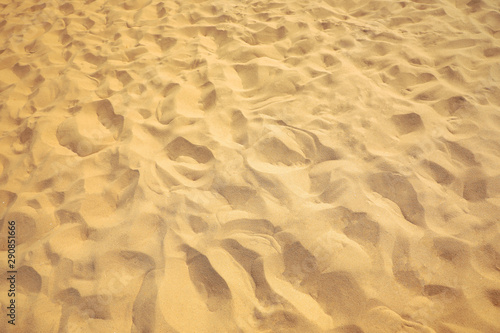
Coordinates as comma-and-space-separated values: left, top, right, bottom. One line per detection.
1, 0, 499, 332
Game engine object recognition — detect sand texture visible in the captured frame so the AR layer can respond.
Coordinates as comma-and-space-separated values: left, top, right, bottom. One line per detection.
1, 0, 500, 332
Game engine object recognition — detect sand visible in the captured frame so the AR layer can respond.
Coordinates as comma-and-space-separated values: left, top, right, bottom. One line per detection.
0, 0, 499, 332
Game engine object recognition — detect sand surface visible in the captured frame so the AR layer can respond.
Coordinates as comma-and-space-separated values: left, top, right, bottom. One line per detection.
1, 0, 500, 332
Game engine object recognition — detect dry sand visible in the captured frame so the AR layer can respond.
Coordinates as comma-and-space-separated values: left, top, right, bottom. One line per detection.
1, 0, 500, 332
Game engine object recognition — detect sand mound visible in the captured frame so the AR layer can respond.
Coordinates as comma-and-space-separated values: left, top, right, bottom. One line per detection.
1, 0, 499, 332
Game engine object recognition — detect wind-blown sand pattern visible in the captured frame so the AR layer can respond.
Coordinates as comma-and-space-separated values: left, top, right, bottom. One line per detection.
1, 0, 500, 332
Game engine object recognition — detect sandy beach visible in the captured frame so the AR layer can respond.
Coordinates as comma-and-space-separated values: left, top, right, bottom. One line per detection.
1, 0, 499, 332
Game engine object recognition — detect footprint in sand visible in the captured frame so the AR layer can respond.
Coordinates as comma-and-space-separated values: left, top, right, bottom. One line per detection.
155, 137, 214, 189
56, 99, 123, 157
184, 246, 232, 312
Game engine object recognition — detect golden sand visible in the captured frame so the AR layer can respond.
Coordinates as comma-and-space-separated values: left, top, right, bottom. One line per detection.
1, 0, 500, 332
